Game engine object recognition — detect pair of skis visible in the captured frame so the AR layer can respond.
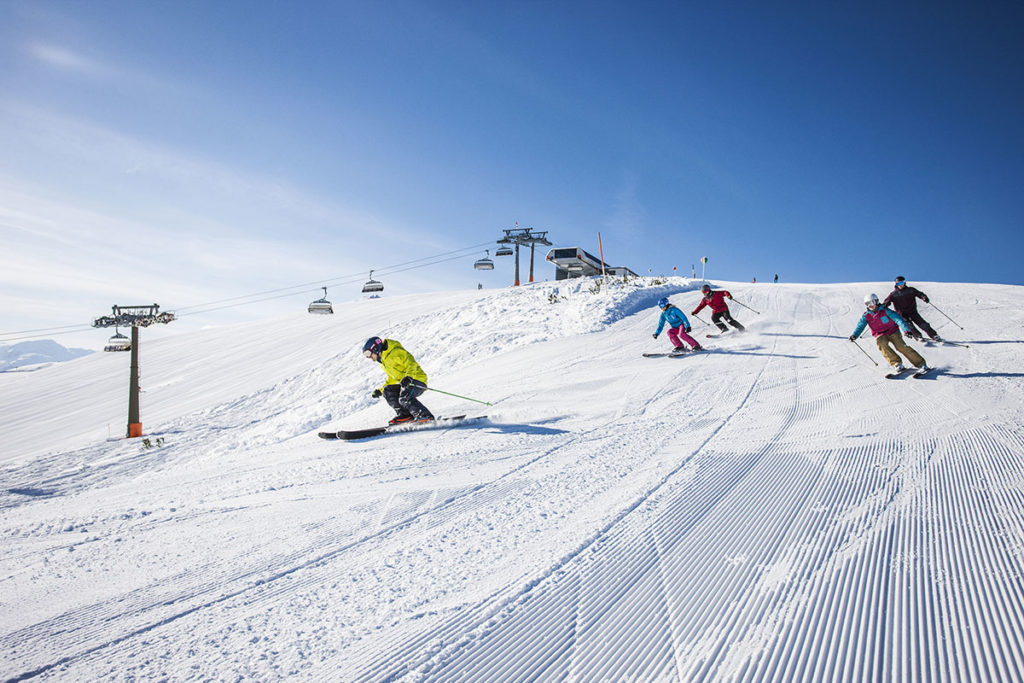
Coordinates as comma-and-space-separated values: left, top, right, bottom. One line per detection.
885, 366, 933, 380
642, 348, 706, 358
318, 415, 486, 441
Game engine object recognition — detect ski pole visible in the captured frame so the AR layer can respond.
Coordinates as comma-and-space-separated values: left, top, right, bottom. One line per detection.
940, 340, 971, 348
692, 313, 710, 326
730, 298, 760, 315
926, 301, 964, 330
427, 386, 493, 406
849, 338, 878, 366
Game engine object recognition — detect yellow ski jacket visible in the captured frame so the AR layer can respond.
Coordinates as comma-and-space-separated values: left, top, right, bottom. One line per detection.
377, 339, 428, 391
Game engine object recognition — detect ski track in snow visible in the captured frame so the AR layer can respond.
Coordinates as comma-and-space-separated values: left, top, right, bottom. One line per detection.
2, 280, 1024, 681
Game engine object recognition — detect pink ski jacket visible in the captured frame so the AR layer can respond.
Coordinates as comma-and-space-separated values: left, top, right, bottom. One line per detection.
851, 307, 910, 338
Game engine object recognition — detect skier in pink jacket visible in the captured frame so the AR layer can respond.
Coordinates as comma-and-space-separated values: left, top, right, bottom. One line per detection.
850, 294, 930, 375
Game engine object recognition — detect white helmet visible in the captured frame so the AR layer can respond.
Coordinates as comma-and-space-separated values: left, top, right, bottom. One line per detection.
864, 293, 879, 307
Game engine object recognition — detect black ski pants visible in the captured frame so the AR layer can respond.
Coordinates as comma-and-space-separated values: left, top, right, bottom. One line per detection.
899, 309, 937, 339
712, 310, 745, 333
382, 379, 433, 420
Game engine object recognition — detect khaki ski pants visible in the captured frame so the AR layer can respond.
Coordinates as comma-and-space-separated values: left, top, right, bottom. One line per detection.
875, 332, 925, 368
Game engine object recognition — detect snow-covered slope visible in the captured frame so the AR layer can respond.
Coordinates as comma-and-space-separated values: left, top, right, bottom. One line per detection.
2, 278, 1023, 681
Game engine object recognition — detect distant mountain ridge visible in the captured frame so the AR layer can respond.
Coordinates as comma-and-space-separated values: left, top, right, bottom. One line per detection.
0, 340, 93, 372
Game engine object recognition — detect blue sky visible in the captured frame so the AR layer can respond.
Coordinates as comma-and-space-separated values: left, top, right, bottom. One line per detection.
1, 1, 1022, 349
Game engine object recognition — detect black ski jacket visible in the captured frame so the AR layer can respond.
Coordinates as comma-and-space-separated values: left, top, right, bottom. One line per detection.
882, 286, 929, 316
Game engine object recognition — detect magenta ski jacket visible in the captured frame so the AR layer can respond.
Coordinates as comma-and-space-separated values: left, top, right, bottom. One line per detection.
851, 307, 911, 339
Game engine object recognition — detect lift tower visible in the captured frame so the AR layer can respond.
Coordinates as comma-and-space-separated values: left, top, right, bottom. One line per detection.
92, 304, 175, 437
496, 227, 552, 286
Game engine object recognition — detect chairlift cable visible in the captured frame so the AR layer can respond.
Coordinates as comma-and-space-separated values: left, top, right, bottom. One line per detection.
0, 322, 95, 336
176, 248, 488, 317
0, 326, 96, 344
171, 241, 493, 313
0, 241, 496, 341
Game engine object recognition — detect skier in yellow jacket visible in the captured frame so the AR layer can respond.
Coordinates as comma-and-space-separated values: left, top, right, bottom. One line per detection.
362, 337, 434, 424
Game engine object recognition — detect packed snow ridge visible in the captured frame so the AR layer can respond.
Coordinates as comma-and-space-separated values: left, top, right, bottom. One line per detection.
2, 277, 1023, 682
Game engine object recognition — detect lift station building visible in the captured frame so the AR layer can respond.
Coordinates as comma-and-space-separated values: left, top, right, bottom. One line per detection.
545, 247, 637, 280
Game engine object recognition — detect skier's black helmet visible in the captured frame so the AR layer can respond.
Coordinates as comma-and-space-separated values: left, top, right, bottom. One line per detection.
701, 284, 711, 294
362, 336, 385, 358
895, 276, 907, 287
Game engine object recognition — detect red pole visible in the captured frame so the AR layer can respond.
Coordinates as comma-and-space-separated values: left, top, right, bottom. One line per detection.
598, 232, 606, 277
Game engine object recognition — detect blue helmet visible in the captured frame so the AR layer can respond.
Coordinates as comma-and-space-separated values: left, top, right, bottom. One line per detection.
658, 297, 670, 309
362, 336, 385, 358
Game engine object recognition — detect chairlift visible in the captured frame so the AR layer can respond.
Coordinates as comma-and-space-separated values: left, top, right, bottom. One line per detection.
308, 287, 334, 314
495, 245, 514, 257
474, 250, 495, 271
104, 328, 131, 352
362, 270, 384, 294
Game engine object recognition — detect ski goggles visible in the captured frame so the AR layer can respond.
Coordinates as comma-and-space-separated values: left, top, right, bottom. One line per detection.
895, 281, 907, 288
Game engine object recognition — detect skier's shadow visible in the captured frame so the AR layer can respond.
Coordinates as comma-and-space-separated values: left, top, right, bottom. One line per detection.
485, 423, 570, 436
6, 487, 56, 498
936, 370, 1024, 380
760, 333, 849, 340
958, 340, 1024, 345
715, 349, 816, 360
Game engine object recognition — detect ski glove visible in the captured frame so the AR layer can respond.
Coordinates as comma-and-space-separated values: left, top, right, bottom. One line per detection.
684, 326, 691, 333
371, 388, 382, 398
400, 375, 412, 388
848, 335, 856, 342
652, 333, 658, 339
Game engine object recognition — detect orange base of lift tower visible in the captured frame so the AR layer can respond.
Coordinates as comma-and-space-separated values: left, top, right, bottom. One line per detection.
128, 423, 143, 438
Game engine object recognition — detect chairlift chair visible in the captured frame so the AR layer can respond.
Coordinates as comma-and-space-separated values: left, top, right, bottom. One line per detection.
362, 270, 384, 294
474, 250, 495, 271
104, 329, 132, 352
308, 287, 334, 314
495, 245, 514, 257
